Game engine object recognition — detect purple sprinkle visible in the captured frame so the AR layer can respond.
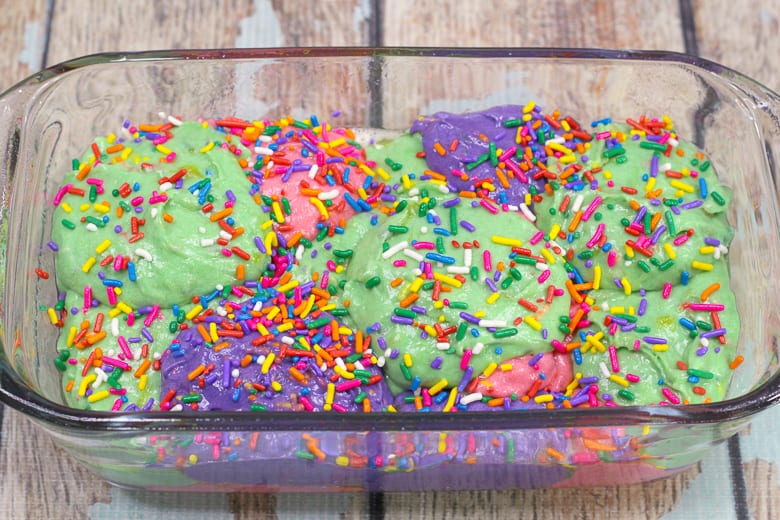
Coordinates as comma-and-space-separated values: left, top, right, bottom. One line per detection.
460, 220, 476, 232
613, 278, 623, 289
205, 373, 218, 385
47, 241, 59, 251
484, 277, 498, 292
142, 398, 155, 411
124, 403, 140, 412
671, 205, 681, 215
223, 360, 232, 388
679, 200, 703, 210
459, 312, 480, 325
638, 298, 648, 316
697, 346, 709, 356
528, 353, 544, 366
410, 305, 427, 315
700, 328, 726, 339
390, 315, 415, 325
704, 237, 721, 247
457, 367, 473, 392
377, 337, 388, 350
442, 197, 461, 208
621, 323, 637, 332
579, 376, 599, 385
254, 236, 266, 254
389, 348, 399, 359
650, 224, 667, 244
650, 155, 659, 177
643, 336, 667, 345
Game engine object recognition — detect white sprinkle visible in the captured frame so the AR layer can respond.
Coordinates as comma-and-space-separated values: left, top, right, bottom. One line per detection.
93, 368, 107, 388
719, 244, 729, 255
436, 342, 451, 350
701, 338, 709, 347
354, 361, 365, 371
381, 240, 408, 259
446, 266, 470, 274
713, 248, 721, 260
335, 357, 347, 371
420, 226, 428, 233
231, 368, 240, 378
667, 137, 679, 147
437, 184, 450, 194
259, 135, 272, 143
216, 306, 227, 316
403, 248, 423, 262
460, 392, 483, 405
464, 248, 472, 267
111, 318, 120, 337
254, 146, 274, 156
295, 244, 304, 261
170, 404, 183, 412
200, 238, 215, 247
153, 352, 162, 360
86, 223, 98, 232
219, 230, 232, 240
198, 226, 206, 234
318, 189, 340, 200
408, 188, 420, 197
159, 182, 173, 191
659, 162, 672, 173
150, 208, 158, 218
281, 336, 295, 345
168, 115, 182, 126
412, 268, 423, 276
519, 203, 536, 222
256, 355, 266, 366
473, 342, 485, 355
135, 248, 153, 262
253, 301, 263, 312
599, 362, 610, 378
478, 319, 507, 328
571, 194, 584, 213
308, 164, 319, 179
536, 262, 548, 271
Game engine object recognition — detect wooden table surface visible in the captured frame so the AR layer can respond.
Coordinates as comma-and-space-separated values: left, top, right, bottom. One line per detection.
2, 1, 780, 518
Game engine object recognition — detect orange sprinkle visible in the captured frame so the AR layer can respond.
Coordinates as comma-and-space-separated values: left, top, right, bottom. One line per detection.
389, 277, 404, 288
700, 282, 721, 302
583, 439, 616, 451
187, 364, 206, 381
566, 279, 584, 304
729, 355, 744, 370
65, 380, 74, 393
197, 324, 211, 343
236, 263, 245, 280
567, 210, 583, 233
134, 359, 152, 378
399, 292, 419, 308
433, 142, 446, 156
162, 213, 174, 223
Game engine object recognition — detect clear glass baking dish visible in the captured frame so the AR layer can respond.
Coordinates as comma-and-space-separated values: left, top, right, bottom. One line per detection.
1, 47, 780, 492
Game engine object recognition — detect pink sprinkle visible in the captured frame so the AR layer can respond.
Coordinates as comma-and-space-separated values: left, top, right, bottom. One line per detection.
422, 388, 432, 407
152, 136, 168, 146
626, 373, 640, 383
231, 286, 243, 297
608, 345, 619, 372
607, 250, 617, 267
581, 196, 602, 221
608, 322, 618, 335
106, 286, 117, 306
53, 184, 71, 206
480, 198, 498, 214
537, 269, 551, 283
83, 286, 92, 313
320, 271, 330, 289
143, 305, 160, 327
662, 387, 681, 404
498, 146, 517, 161
673, 234, 689, 246
552, 339, 567, 353
504, 159, 528, 183
687, 303, 725, 311
483, 250, 492, 271
102, 356, 131, 371
392, 259, 407, 267
529, 231, 544, 245
85, 177, 104, 186
113, 255, 123, 271
221, 248, 232, 257
603, 401, 618, 407
299, 395, 314, 412
662, 282, 672, 299
460, 349, 473, 370
332, 403, 348, 413
111, 399, 123, 411
633, 339, 641, 350
585, 223, 605, 248
130, 196, 144, 207
596, 131, 612, 140
316, 151, 326, 167
588, 393, 599, 407
335, 379, 362, 392
117, 336, 133, 359
413, 241, 435, 250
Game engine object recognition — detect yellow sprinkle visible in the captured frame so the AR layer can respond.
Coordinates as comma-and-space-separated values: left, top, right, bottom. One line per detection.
357, 187, 370, 200
481, 182, 496, 192
652, 344, 669, 352
561, 120, 571, 131
699, 245, 716, 255
670, 179, 695, 193
534, 394, 554, 403
610, 306, 626, 314
429, 379, 449, 396
621, 277, 632, 296
432, 272, 462, 288
106, 133, 116, 144
499, 363, 513, 372
424, 324, 438, 337
523, 315, 542, 330
335, 265, 345, 274
60, 202, 72, 213
549, 224, 561, 240
628, 305, 635, 315
156, 144, 173, 155
188, 454, 198, 465
359, 163, 376, 178
333, 364, 354, 380
139, 374, 147, 391
299, 295, 316, 319
276, 322, 294, 333
277, 280, 300, 293
271, 381, 282, 392
265, 307, 279, 321
261, 220, 274, 230
663, 242, 677, 259
565, 374, 582, 396
199, 141, 215, 153
209, 322, 218, 343
443, 387, 458, 412
185, 304, 203, 320
47, 308, 59, 325
473, 310, 486, 318
261, 352, 276, 374
609, 374, 630, 387
523, 101, 536, 113
108, 307, 122, 319
403, 353, 413, 368
409, 278, 424, 293
486, 292, 500, 305
593, 265, 602, 290
483, 362, 498, 378
309, 197, 329, 219
78, 374, 97, 396
624, 243, 635, 259
121, 147, 133, 160
87, 389, 110, 403
82, 257, 97, 273
541, 248, 556, 264
375, 166, 390, 181
692, 261, 714, 271
66, 326, 77, 347
491, 235, 523, 248
335, 455, 350, 467
401, 174, 412, 190
264, 231, 278, 253
433, 301, 445, 309
95, 239, 112, 254
272, 201, 285, 224
645, 176, 656, 194
326, 383, 335, 405
93, 202, 110, 213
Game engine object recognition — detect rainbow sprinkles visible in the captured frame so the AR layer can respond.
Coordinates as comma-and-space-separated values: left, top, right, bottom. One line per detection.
43, 102, 741, 414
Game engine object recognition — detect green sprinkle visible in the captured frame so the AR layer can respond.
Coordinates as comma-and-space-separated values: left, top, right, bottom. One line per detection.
493, 328, 518, 339
509, 267, 522, 280
449, 206, 458, 235
700, 160, 710, 172
400, 363, 412, 380
61, 219, 76, 230
711, 191, 726, 206
307, 317, 331, 329
470, 266, 479, 281
169, 321, 179, 333
695, 320, 713, 331
465, 153, 489, 171
456, 322, 468, 341
388, 225, 408, 233
331, 308, 349, 317
85, 216, 105, 228
613, 313, 637, 323
181, 394, 203, 404
250, 404, 267, 412
489, 142, 498, 166
332, 249, 353, 258
353, 392, 367, 404
394, 308, 416, 319
634, 326, 651, 333
637, 260, 651, 273
658, 259, 675, 271
664, 210, 676, 236
395, 200, 408, 212
603, 146, 626, 158
436, 236, 445, 254
448, 301, 468, 309
514, 255, 536, 266
640, 141, 668, 152
618, 389, 635, 401
365, 276, 381, 289
295, 449, 315, 460
500, 277, 513, 290
503, 118, 523, 128
282, 197, 292, 215
54, 358, 66, 372
421, 281, 435, 291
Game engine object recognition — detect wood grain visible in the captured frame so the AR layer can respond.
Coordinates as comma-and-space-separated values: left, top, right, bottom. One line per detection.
0, 0, 49, 89
0, 410, 112, 519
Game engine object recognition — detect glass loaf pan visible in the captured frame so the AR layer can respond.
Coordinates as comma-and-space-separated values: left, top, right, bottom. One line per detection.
1, 48, 780, 492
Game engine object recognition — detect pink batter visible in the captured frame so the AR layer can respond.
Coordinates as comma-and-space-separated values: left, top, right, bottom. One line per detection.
476, 352, 573, 398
